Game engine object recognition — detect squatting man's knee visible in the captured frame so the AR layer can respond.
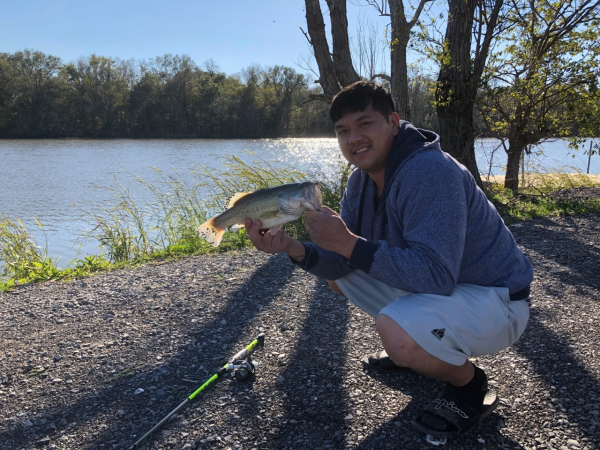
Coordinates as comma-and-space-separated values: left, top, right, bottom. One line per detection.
327, 279, 345, 296
376, 314, 475, 387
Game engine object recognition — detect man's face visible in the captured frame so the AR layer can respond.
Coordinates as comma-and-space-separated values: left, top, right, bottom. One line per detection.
334, 105, 400, 180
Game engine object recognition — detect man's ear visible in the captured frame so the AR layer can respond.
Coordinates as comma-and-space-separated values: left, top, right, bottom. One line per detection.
390, 112, 400, 133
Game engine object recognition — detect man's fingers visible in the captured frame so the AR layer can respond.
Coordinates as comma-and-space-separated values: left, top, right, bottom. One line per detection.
319, 206, 338, 216
249, 220, 263, 237
305, 211, 318, 221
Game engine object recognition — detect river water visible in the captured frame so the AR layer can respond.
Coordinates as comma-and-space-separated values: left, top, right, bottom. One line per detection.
1, 137, 598, 267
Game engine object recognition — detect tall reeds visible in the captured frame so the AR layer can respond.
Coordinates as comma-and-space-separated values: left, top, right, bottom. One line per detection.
77, 169, 211, 262
74, 153, 351, 265
0, 216, 59, 286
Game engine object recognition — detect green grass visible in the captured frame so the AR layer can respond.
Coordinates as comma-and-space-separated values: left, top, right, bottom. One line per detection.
485, 173, 600, 224
1, 160, 598, 292
0, 216, 61, 288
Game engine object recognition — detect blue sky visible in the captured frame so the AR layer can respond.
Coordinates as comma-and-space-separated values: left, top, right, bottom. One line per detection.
2, 0, 394, 78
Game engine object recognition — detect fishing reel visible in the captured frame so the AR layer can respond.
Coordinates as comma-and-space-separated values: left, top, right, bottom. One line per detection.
232, 358, 256, 381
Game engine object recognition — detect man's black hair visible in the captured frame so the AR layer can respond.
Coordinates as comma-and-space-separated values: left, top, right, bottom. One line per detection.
329, 81, 395, 124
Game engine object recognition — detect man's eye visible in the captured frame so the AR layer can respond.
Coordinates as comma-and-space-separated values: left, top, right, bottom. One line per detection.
360, 122, 371, 127
337, 129, 347, 136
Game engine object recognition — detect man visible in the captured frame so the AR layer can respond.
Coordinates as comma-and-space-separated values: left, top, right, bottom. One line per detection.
244, 81, 533, 439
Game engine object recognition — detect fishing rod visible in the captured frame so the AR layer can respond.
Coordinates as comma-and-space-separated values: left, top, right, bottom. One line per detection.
127, 333, 265, 450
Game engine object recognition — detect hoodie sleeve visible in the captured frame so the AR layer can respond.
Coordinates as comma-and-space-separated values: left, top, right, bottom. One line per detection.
350, 154, 469, 295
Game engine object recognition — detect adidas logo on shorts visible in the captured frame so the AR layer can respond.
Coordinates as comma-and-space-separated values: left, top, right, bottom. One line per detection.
431, 328, 445, 340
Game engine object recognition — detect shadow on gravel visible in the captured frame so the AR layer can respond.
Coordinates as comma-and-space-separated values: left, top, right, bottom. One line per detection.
354, 410, 525, 450
352, 371, 526, 449
517, 216, 600, 296
514, 314, 600, 449
0, 254, 295, 450
268, 281, 351, 449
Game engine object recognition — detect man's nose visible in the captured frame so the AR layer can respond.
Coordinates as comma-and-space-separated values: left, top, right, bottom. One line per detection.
348, 127, 362, 144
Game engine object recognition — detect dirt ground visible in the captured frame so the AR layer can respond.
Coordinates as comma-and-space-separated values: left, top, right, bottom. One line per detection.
1, 202, 599, 449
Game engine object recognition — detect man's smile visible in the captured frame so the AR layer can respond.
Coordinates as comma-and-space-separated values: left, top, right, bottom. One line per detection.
354, 145, 370, 155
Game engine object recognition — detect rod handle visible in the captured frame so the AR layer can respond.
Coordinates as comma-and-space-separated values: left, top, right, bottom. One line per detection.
228, 333, 265, 363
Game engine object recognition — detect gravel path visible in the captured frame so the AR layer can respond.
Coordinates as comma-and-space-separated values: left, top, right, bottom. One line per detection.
0, 210, 599, 450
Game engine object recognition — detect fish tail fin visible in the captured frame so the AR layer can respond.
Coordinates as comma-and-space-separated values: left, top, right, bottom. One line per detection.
197, 218, 225, 247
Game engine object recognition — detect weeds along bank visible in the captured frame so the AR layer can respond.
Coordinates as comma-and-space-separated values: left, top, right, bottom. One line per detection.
1, 161, 599, 292
0, 156, 352, 291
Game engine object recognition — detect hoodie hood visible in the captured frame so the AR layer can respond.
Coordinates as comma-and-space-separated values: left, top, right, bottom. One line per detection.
352, 121, 441, 238
382, 121, 441, 198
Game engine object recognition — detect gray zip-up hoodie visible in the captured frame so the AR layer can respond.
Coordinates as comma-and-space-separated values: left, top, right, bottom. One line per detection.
295, 121, 533, 296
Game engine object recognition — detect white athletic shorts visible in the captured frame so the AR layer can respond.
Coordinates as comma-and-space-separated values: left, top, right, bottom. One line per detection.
335, 269, 530, 366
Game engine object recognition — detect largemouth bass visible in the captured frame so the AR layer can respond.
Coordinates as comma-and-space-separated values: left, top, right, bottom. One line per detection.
197, 182, 322, 247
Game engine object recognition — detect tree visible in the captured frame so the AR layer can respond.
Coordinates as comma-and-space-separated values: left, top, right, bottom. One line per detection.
408, 69, 437, 130
0, 50, 336, 139
303, 0, 353, 99
145, 54, 197, 136
263, 66, 308, 136
65, 55, 131, 136
303, 0, 431, 121
368, 0, 432, 121
478, 0, 600, 193
128, 70, 162, 136
432, 0, 505, 188
0, 50, 64, 137
352, 12, 386, 81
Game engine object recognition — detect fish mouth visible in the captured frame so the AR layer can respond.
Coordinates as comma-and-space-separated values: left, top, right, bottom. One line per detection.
300, 182, 322, 211
313, 183, 322, 210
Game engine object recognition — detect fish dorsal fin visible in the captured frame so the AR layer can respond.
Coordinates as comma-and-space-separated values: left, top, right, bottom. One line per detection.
225, 192, 250, 209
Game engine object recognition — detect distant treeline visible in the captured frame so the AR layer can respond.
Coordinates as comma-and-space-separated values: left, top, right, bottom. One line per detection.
0, 50, 440, 139
0, 51, 333, 138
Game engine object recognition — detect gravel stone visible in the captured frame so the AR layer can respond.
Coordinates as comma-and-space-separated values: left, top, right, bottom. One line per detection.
0, 202, 599, 449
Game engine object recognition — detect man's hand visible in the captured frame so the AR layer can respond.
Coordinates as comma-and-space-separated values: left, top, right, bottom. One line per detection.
304, 206, 359, 258
244, 219, 306, 262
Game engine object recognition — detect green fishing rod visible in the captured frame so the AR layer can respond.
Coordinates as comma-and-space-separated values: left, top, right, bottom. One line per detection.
127, 333, 265, 450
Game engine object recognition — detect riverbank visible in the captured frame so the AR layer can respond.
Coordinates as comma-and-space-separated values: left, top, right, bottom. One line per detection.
1, 208, 599, 450
484, 173, 600, 187
2, 137, 599, 266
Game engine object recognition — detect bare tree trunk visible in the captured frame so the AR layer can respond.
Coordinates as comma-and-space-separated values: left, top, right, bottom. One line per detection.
304, 0, 431, 119
436, 0, 482, 188
505, 107, 535, 194
304, 0, 341, 98
505, 135, 524, 195
325, 0, 361, 88
389, 0, 411, 121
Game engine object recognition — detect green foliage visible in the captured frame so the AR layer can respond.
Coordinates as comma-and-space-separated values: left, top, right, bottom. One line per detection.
486, 175, 600, 224
0, 278, 15, 292
0, 150, 354, 290
72, 255, 111, 275
77, 168, 209, 262
408, 70, 438, 132
477, 0, 600, 192
0, 216, 61, 284
0, 51, 333, 138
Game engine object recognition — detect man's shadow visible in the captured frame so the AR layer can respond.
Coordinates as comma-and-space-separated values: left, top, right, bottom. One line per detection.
0, 253, 296, 450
